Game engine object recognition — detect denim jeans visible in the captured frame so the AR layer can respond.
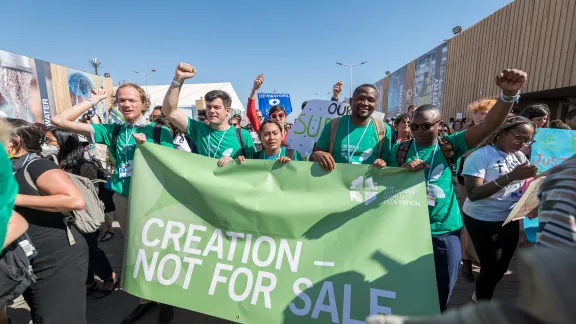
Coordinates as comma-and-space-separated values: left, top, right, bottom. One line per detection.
432, 229, 462, 311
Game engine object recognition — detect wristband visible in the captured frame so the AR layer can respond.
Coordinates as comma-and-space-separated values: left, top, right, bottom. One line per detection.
494, 179, 505, 189
172, 79, 183, 86
500, 89, 520, 103
86, 109, 95, 118
505, 173, 511, 183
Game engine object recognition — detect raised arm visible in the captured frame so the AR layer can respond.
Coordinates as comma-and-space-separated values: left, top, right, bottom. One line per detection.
331, 81, 343, 101
51, 88, 108, 137
162, 63, 196, 132
464, 69, 527, 148
247, 74, 264, 133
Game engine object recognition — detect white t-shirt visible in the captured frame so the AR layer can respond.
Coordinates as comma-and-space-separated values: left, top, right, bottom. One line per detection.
462, 145, 527, 222
173, 134, 191, 152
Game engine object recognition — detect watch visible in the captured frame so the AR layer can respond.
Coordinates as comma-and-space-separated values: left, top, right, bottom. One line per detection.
86, 109, 95, 118
172, 79, 183, 86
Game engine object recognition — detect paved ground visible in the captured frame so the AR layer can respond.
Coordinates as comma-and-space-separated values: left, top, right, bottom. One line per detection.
7, 195, 522, 323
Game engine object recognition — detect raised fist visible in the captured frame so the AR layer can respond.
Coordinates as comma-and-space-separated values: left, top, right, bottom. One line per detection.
90, 88, 108, 103
253, 74, 264, 90
333, 81, 343, 98
175, 63, 197, 81
495, 69, 527, 95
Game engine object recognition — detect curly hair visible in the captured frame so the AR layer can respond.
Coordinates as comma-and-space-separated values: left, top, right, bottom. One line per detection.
113, 83, 151, 113
477, 115, 535, 148
468, 98, 497, 113
393, 113, 411, 127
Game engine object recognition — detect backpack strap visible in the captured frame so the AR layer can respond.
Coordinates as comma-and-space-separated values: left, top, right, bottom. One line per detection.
285, 148, 295, 159
111, 125, 122, 155
152, 123, 162, 144
235, 127, 245, 156
396, 139, 413, 166
328, 117, 341, 155
437, 136, 457, 175
370, 116, 387, 158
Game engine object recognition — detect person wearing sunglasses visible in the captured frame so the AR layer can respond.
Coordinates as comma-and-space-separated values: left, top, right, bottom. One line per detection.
311, 84, 392, 170
229, 116, 242, 128
162, 63, 257, 168
386, 68, 528, 312
461, 115, 537, 303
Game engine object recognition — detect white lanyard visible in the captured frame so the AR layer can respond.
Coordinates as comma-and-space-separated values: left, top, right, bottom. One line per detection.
346, 116, 371, 163
207, 127, 229, 158
124, 125, 136, 161
413, 140, 438, 183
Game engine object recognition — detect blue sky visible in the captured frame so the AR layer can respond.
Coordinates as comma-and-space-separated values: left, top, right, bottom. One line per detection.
2, 0, 512, 121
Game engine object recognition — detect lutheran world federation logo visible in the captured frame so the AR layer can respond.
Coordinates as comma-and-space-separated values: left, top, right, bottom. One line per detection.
349, 176, 380, 206
269, 98, 281, 105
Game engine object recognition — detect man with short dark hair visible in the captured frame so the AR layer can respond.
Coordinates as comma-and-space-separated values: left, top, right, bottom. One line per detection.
407, 104, 417, 116
310, 84, 392, 170
162, 63, 256, 167
565, 109, 576, 129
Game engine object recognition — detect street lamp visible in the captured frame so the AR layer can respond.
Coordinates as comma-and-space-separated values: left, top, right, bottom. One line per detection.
134, 69, 156, 95
452, 26, 462, 35
336, 61, 367, 99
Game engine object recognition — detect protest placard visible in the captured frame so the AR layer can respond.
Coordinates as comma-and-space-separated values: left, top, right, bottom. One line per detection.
524, 128, 576, 241
503, 177, 544, 226
286, 100, 351, 160
123, 143, 440, 323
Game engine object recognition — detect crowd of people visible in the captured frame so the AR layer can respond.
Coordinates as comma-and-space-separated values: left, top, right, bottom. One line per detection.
0, 62, 574, 324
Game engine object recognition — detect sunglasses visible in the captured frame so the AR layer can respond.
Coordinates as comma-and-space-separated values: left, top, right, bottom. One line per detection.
230, 123, 238, 126
269, 113, 285, 119
410, 120, 442, 131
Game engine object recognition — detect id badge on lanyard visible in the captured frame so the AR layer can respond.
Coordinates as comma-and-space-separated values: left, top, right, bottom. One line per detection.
119, 126, 135, 178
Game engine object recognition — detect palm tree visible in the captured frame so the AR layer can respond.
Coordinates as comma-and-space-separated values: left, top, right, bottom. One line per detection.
89, 58, 102, 75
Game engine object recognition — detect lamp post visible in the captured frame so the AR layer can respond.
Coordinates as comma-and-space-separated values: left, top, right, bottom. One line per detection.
134, 69, 156, 95
336, 61, 367, 99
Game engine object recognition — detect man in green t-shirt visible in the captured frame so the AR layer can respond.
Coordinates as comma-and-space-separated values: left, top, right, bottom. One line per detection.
162, 63, 257, 165
52, 85, 175, 324
311, 84, 392, 170
386, 69, 528, 311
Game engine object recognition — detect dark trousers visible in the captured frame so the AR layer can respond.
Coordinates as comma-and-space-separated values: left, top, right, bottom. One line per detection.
432, 230, 462, 311
464, 214, 519, 300
84, 230, 114, 283
24, 227, 89, 324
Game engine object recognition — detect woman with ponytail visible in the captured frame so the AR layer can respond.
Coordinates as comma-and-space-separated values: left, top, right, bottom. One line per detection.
461, 115, 538, 302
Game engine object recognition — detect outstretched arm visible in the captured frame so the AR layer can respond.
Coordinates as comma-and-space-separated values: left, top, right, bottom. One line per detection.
331, 81, 343, 101
247, 74, 264, 133
51, 88, 108, 136
464, 69, 527, 148
162, 63, 197, 132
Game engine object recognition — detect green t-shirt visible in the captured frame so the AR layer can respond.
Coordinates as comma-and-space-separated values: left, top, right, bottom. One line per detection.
186, 118, 257, 159
92, 122, 174, 197
0, 142, 18, 249
387, 131, 470, 235
316, 115, 393, 164
250, 147, 304, 161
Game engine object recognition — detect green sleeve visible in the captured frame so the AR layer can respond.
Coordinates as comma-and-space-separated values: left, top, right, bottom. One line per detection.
158, 126, 175, 148
379, 123, 393, 161
186, 117, 201, 142
315, 119, 332, 151
92, 124, 116, 146
0, 143, 18, 248
293, 150, 304, 161
242, 129, 258, 156
386, 143, 401, 167
446, 131, 470, 159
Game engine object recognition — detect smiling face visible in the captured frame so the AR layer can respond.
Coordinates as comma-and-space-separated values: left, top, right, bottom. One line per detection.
473, 111, 487, 124
116, 86, 146, 123
260, 121, 283, 152
206, 98, 230, 125
351, 87, 377, 120
269, 108, 286, 125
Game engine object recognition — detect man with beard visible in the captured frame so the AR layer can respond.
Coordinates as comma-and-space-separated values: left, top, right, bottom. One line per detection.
162, 63, 257, 167
387, 69, 528, 311
310, 84, 392, 170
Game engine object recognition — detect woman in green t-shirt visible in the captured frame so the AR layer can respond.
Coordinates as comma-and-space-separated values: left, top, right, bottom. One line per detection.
249, 120, 302, 162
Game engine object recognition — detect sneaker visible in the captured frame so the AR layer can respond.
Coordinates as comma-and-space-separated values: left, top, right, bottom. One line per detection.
472, 291, 478, 304
462, 259, 475, 283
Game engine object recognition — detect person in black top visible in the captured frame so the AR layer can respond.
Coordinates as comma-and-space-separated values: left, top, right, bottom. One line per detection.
6, 119, 88, 324
48, 127, 120, 299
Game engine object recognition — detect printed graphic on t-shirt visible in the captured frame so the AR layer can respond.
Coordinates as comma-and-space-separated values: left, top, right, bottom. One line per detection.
339, 145, 374, 164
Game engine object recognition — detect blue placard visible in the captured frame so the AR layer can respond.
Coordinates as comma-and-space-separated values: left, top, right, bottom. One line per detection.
257, 93, 293, 119
524, 128, 576, 242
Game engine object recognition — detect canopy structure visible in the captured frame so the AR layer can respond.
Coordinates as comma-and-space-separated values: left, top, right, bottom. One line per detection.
144, 82, 245, 111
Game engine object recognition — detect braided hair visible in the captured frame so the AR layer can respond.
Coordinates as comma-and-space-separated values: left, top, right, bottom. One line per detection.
476, 115, 535, 148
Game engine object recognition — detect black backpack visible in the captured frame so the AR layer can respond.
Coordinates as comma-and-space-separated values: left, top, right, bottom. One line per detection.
0, 239, 36, 305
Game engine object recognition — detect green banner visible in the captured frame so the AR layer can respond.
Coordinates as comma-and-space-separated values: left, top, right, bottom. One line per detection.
123, 143, 440, 323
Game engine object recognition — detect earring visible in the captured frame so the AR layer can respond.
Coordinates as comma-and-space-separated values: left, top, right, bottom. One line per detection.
496, 136, 501, 140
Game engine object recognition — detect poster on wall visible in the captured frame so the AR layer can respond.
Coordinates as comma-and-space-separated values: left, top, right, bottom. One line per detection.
0, 50, 51, 124
412, 43, 447, 110
373, 78, 385, 114
67, 68, 104, 122
387, 65, 408, 118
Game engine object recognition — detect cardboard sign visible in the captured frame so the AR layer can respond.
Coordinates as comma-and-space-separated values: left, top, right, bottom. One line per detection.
503, 177, 545, 226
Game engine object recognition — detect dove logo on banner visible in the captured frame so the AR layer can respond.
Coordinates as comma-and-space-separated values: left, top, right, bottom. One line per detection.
257, 93, 293, 119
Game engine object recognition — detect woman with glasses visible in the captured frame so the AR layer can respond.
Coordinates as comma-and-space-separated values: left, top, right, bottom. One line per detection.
461, 115, 537, 302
